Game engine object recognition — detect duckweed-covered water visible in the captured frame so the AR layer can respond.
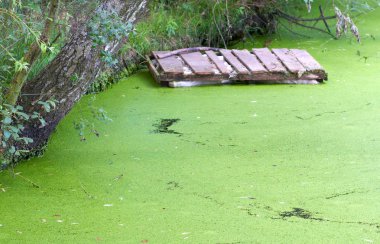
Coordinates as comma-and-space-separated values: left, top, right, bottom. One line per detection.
1, 8, 380, 244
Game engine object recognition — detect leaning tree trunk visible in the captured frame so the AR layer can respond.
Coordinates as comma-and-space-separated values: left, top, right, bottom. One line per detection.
17, 0, 148, 151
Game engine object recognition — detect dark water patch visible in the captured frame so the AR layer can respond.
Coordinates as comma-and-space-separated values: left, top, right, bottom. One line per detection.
279, 208, 316, 220
195, 141, 207, 146
167, 181, 182, 190
325, 189, 369, 199
200, 121, 217, 125
296, 111, 337, 120
295, 103, 373, 120
180, 138, 209, 146
275, 207, 327, 222
275, 207, 380, 229
152, 119, 182, 135
235, 195, 379, 231
218, 144, 238, 147
193, 192, 224, 206
233, 121, 248, 125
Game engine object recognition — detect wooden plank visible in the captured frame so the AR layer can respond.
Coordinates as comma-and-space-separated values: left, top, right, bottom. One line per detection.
146, 55, 161, 84
290, 49, 324, 71
220, 49, 250, 74
205, 50, 230, 74
252, 48, 287, 73
180, 52, 215, 75
272, 48, 306, 74
152, 51, 170, 59
232, 49, 267, 73
156, 56, 184, 75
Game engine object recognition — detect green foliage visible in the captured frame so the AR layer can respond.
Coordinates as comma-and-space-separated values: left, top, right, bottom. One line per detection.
0, 98, 57, 164
0, 0, 68, 92
165, 18, 178, 37
127, 0, 255, 56
14, 58, 29, 72
88, 8, 134, 67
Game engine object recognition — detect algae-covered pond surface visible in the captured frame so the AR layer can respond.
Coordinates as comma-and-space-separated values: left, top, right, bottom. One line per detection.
1, 9, 380, 244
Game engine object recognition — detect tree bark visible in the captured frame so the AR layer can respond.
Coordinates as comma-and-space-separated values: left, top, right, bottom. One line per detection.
17, 0, 148, 151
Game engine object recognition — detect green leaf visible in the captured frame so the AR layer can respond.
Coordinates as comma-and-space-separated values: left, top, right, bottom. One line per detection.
14, 58, 29, 72
37, 101, 51, 112
40, 42, 47, 54
22, 137, 33, 144
15, 111, 29, 120
9, 126, 19, 133
8, 146, 16, 154
3, 130, 11, 140
39, 118, 47, 127
2, 117, 12, 125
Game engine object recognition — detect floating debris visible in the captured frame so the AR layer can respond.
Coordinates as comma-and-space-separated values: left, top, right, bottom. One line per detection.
167, 181, 181, 190
239, 196, 255, 200
103, 204, 113, 207
152, 119, 181, 135
279, 208, 313, 219
114, 174, 124, 181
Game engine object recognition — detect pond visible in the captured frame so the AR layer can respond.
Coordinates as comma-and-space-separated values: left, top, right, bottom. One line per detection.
0, 8, 379, 243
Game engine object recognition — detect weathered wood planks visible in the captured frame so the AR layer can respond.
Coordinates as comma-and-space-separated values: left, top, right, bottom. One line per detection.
205, 50, 230, 75
156, 56, 184, 75
232, 49, 267, 73
290, 49, 324, 72
148, 47, 327, 87
180, 52, 215, 75
252, 48, 287, 73
272, 48, 306, 74
220, 49, 250, 75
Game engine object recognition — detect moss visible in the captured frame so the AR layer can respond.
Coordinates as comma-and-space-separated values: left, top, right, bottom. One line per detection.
0, 6, 380, 243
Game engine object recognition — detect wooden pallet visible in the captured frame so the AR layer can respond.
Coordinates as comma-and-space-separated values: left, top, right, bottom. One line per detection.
147, 47, 327, 87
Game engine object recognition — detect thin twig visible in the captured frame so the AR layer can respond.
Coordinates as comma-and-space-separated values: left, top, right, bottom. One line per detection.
154, 47, 222, 59
80, 182, 94, 198
319, 5, 332, 34
14, 173, 40, 188
213, 0, 227, 49
50, 32, 62, 45
276, 9, 336, 22
279, 21, 311, 38
278, 14, 336, 38
225, 0, 231, 39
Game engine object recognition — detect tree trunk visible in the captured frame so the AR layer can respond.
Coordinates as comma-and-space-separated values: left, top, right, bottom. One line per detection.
17, 0, 148, 151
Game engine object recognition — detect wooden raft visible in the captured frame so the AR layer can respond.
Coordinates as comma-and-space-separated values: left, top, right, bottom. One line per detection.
147, 47, 327, 87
